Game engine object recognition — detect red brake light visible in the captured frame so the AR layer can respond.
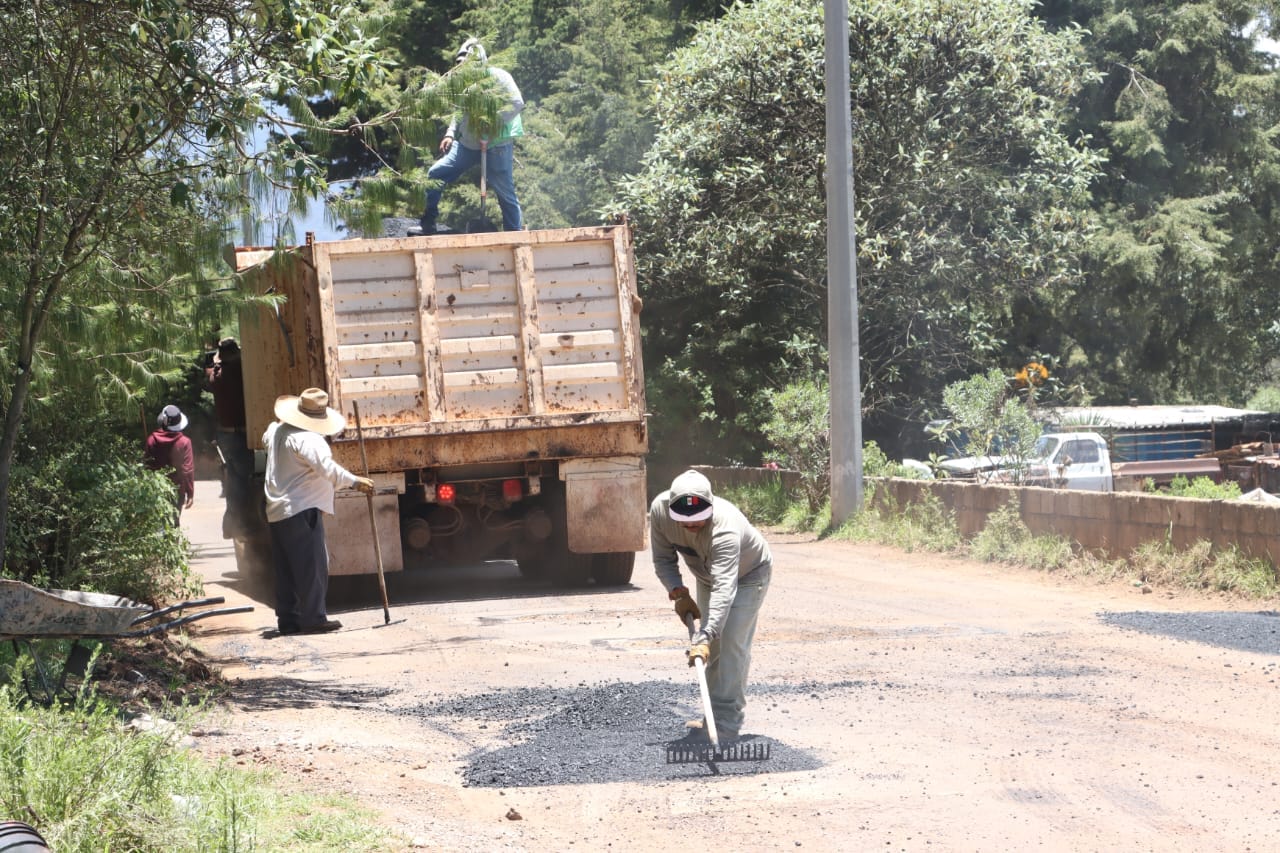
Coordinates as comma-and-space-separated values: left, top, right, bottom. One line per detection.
502, 478, 523, 501
436, 483, 456, 503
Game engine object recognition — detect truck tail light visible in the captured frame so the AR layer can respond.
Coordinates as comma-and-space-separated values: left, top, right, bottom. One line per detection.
502, 478, 523, 502
436, 483, 456, 504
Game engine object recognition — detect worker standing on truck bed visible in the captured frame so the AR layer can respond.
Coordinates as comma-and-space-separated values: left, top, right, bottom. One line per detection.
407, 38, 525, 235
262, 388, 374, 636
650, 469, 772, 741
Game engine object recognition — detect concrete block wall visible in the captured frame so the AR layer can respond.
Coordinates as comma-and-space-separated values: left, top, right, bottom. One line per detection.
873, 478, 1280, 568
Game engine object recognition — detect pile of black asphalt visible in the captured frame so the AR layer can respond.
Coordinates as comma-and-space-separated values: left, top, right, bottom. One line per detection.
1100, 609, 1280, 656
394, 680, 856, 786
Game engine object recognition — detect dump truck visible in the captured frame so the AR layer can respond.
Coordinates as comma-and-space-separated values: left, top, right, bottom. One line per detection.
228, 225, 648, 586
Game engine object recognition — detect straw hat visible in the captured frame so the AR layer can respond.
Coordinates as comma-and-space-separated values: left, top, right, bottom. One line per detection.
274, 388, 346, 436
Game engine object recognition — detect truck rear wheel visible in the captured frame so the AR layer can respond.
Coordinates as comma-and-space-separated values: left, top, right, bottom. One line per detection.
591, 552, 635, 586
549, 551, 593, 586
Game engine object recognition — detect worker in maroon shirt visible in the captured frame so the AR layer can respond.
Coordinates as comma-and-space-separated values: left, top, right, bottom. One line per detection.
144, 404, 195, 520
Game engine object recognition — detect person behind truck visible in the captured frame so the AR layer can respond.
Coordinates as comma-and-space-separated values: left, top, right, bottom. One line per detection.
407, 38, 525, 235
144, 404, 195, 520
204, 337, 253, 539
262, 388, 375, 636
649, 469, 773, 742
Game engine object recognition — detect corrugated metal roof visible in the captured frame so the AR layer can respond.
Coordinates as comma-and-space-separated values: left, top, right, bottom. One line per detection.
1041, 405, 1269, 430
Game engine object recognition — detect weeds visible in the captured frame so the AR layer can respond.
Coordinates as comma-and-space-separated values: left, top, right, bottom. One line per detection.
1130, 539, 1278, 598
737, 478, 1277, 600
968, 500, 1075, 570
831, 486, 963, 553
0, 681, 399, 852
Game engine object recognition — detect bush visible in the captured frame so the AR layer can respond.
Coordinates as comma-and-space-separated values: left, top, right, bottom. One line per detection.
719, 478, 797, 527
0, 685, 397, 852
3, 434, 196, 605
1130, 539, 1278, 597
834, 485, 962, 553
968, 499, 1075, 570
760, 378, 830, 512
1145, 475, 1242, 500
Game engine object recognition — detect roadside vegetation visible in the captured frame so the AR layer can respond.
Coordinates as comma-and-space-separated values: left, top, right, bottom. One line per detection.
0, 681, 398, 852
731, 369, 1279, 601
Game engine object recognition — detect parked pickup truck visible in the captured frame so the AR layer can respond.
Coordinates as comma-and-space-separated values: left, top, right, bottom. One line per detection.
939, 432, 1223, 492
228, 225, 648, 586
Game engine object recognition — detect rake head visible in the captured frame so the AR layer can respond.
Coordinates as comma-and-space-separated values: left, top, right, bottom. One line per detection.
665, 738, 772, 764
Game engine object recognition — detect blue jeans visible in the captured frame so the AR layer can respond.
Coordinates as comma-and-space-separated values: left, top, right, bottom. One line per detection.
696, 569, 770, 737
425, 141, 522, 231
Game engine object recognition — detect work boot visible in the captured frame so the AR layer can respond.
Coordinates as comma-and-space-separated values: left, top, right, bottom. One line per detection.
297, 619, 342, 634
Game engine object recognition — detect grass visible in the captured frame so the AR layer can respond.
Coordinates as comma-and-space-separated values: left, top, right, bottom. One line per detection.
0, 661, 401, 853
722, 482, 1280, 600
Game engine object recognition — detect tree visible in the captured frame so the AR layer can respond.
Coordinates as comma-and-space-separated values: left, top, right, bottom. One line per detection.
613, 0, 1100, 466
1034, 0, 1280, 406
0, 0, 391, 571
937, 369, 1043, 482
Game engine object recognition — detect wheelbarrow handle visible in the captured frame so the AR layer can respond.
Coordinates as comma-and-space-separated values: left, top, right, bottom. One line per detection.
123, 605, 254, 637
130, 596, 228, 627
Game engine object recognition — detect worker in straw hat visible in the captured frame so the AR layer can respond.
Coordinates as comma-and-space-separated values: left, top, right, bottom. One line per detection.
649, 469, 773, 742
262, 388, 374, 636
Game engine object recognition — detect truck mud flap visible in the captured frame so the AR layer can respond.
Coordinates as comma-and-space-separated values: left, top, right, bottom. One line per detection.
330, 474, 406, 576
561, 457, 647, 554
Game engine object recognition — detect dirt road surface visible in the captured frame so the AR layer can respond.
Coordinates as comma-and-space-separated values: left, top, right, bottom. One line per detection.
182, 483, 1280, 852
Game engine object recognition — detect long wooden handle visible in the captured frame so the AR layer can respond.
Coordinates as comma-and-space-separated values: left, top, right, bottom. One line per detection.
683, 611, 719, 748
353, 401, 390, 624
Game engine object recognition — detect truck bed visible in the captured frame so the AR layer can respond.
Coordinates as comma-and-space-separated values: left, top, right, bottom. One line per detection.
233, 226, 646, 461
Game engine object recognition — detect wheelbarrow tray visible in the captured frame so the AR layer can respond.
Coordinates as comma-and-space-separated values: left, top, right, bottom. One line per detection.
0, 579, 253, 640
0, 579, 152, 639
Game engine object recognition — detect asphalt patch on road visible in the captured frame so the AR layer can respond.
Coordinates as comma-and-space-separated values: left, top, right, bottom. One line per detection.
398, 680, 848, 786
1100, 610, 1280, 656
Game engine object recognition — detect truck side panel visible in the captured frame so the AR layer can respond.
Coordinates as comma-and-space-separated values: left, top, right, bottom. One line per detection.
312, 228, 641, 439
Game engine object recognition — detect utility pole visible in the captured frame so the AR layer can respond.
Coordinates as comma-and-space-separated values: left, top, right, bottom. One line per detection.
825, 0, 863, 523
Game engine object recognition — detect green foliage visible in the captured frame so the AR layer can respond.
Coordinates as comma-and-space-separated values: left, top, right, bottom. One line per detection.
760, 377, 830, 511
3, 432, 195, 605
0, 0, 397, 571
968, 499, 1076, 570
937, 369, 1043, 480
863, 441, 931, 479
717, 479, 797, 527
1143, 475, 1242, 500
1246, 386, 1280, 413
0, 686, 397, 852
1130, 539, 1278, 598
833, 486, 963, 553
1032, 0, 1280, 406
617, 0, 1100, 461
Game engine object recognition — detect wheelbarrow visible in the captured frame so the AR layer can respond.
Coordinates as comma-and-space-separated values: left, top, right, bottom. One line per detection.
0, 579, 253, 705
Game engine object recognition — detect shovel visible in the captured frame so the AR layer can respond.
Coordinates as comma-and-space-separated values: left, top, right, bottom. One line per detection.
665, 612, 771, 765
352, 401, 391, 625
464, 140, 498, 233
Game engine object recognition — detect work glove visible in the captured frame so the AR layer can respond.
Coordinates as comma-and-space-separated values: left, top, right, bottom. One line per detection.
687, 634, 711, 667
353, 477, 376, 495
669, 586, 701, 624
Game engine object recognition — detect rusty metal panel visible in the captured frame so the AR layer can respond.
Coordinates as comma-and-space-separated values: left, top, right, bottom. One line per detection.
237, 248, 326, 449
328, 491, 404, 575
236, 226, 646, 455
562, 457, 647, 553
531, 240, 631, 414
333, 422, 647, 471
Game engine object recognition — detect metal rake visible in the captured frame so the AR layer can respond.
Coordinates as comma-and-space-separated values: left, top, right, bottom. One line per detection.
665, 738, 772, 764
